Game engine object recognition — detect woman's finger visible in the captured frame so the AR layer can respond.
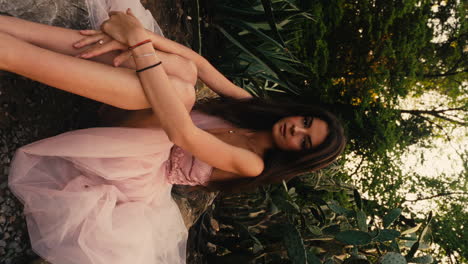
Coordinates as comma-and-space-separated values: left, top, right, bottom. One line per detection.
79, 41, 122, 59
73, 34, 106, 48
78, 29, 101, 36
108, 11, 124, 17
100, 20, 110, 32
126, 8, 137, 18
113, 50, 132, 67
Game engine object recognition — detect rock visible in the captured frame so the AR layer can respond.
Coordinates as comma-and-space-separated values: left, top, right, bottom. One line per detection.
0, 0, 89, 29
1, 204, 11, 213
378, 252, 407, 264
172, 185, 218, 228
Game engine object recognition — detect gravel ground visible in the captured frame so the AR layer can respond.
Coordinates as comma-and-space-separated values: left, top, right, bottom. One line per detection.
0, 1, 199, 263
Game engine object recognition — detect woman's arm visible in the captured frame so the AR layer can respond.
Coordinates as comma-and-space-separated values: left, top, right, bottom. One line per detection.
145, 31, 252, 99
75, 27, 252, 99
104, 10, 262, 177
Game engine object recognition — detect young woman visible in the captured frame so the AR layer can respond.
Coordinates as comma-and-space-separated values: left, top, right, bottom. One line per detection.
2, 2, 345, 264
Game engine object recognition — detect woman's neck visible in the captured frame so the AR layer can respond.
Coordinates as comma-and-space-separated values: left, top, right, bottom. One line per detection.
247, 130, 275, 152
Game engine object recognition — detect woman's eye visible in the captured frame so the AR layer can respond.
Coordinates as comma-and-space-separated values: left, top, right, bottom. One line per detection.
303, 117, 312, 127
301, 136, 312, 150
301, 137, 307, 150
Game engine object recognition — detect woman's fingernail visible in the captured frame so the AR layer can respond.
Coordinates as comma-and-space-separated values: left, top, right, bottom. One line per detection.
81, 53, 89, 58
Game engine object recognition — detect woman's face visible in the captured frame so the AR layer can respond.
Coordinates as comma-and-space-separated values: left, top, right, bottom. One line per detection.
272, 116, 329, 151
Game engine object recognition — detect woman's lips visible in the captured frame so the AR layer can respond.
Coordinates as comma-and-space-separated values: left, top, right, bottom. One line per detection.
281, 124, 286, 138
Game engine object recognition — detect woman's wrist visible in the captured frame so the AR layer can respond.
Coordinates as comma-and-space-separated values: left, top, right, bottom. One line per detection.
131, 44, 162, 69
127, 29, 150, 46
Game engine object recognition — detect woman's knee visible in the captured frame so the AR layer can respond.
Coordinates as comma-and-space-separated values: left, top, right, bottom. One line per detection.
169, 76, 196, 111
173, 55, 198, 86
0, 32, 17, 69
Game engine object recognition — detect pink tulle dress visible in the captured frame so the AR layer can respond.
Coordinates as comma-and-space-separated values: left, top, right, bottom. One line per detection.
9, 1, 231, 263
9, 111, 233, 264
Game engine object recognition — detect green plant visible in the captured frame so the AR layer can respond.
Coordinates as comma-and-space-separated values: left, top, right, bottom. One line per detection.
209, 178, 435, 263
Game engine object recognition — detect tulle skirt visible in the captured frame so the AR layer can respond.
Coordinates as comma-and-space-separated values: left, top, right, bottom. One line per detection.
85, 0, 164, 36
8, 1, 190, 263
9, 127, 188, 264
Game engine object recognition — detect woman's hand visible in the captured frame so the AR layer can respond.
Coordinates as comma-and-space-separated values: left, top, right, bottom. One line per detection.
73, 30, 132, 66
100, 8, 149, 46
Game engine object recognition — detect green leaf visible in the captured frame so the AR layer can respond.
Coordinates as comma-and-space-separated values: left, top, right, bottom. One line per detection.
369, 229, 380, 239
223, 19, 284, 49
252, 242, 263, 254
335, 230, 373, 245
419, 212, 433, 242
401, 223, 422, 235
288, 187, 296, 196
269, 202, 280, 215
322, 224, 341, 236
260, 0, 286, 46
213, 24, 276, 75
266, 52, 302, 63
271, 194, 299, 214
356, 210, 367, 232
307, 224, 323, 236
310, 207, 325, 223
405, 241, 420, 260
256, 72, 296, 91
327, 200, 350, 215
353, 189, 363, 210
307, 251, 322, 264
282, 223, 308, 264
265, 87, 287, 93
383, 208, 402, 228
390, 239, 401, 253
282, 179, 289, 191
374, 229, 401, 242
409, 255, 434, 264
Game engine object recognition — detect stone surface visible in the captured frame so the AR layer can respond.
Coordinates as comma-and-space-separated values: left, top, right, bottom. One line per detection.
173, 185, 218, 228
0, 0, 89, 29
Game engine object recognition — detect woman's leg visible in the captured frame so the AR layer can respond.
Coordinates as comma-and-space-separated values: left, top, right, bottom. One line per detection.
0, 32, 195, 111
0, 15, 197, 86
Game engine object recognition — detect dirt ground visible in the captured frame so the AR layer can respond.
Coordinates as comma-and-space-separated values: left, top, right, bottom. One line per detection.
0, 0, 213, 263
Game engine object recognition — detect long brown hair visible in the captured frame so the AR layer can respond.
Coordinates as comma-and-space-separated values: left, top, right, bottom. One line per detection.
195, 97, 346, 193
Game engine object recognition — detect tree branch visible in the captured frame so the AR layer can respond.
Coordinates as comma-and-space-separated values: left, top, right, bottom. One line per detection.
414, 113, 452, 141
349, 155, 365, 178
403, 192, 468, 203
423, 68, 468, 78
399, 107, 466, 114
398, 108, 467, 126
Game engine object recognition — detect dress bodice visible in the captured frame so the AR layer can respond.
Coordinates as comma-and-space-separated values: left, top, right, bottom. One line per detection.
165, 111, 236, 186
165, 146, 213, 186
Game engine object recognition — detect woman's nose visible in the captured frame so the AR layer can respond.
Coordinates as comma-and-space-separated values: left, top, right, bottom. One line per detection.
291, 125, 307, 136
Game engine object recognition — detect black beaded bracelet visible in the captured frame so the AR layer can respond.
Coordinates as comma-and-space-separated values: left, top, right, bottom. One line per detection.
136, 61, 163, 73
